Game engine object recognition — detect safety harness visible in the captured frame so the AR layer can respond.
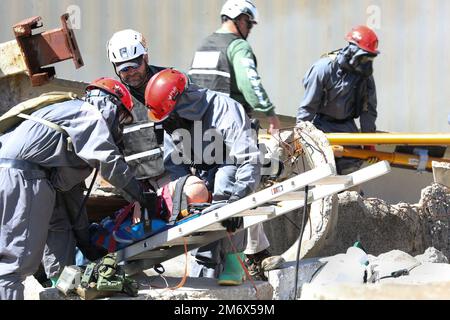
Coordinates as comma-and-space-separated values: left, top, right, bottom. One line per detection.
164, 174, 192, 225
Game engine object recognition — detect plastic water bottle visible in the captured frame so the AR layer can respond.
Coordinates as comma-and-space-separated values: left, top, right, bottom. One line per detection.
346, 246, 369, 266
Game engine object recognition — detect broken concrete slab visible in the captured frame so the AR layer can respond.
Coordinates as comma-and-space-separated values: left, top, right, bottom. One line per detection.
305, 182, 450, 260
300, 282, 450, 300
267, 258, 324, 300
415, 247, 449, 264
432, 161, 450, 188
33, 275, 272, 300
122, 275, 273, 300
279, 123, 339, 262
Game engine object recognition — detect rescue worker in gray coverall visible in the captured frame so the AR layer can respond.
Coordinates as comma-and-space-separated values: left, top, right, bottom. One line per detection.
296, 25, 380, 175
145, 69, 261, 285
188, 0, 284, 280
0, 78, 156, 300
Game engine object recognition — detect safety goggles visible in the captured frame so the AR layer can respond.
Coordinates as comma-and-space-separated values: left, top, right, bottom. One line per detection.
115, 56, 144, 73
242, 15, 256, 30
359, 55, 376, 64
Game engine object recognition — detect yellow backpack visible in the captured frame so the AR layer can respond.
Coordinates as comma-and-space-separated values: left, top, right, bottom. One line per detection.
0, 92, 77, 134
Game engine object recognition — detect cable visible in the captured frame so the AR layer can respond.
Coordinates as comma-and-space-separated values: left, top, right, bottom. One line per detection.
282, 215, 301, 231
293, 184, 309, 300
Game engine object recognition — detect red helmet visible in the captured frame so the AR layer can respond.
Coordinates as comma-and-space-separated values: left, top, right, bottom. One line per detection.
345, 25, 379, 55
86, 77, 134, 115
145, 69, 187, 122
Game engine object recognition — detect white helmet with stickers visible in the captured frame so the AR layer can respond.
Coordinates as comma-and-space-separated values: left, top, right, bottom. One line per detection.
107, 29, 148, 64
220, 0, 259, 23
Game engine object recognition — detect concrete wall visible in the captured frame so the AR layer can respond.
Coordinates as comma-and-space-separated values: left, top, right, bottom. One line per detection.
0, 0, 449, 133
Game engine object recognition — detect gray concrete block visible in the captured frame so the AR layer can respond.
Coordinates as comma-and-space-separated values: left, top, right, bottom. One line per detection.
415, 247, 449, 264
267, 258, 325, 300
300, 282, 450, 300
108, 275, 273, 300
432, 161, 450, 188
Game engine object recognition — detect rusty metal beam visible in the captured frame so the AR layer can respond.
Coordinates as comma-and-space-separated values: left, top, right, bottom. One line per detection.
0, 13, 84, 86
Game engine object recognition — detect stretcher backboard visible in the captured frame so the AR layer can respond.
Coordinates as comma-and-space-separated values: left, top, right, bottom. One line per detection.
116, 161, 391, 275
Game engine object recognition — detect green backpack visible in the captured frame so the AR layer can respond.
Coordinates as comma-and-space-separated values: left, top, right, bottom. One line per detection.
0, 91, 77, 134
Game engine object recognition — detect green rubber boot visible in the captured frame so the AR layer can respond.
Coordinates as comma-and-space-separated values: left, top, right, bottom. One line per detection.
50, 277, 59, 288
218, 252, 245, 286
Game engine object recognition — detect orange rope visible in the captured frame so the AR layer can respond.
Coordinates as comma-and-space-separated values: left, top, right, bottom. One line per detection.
169, 237, 189, 290
149, 237, 189, 290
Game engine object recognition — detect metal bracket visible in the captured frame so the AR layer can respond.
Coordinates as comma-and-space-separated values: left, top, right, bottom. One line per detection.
12, 13, 84, 86
413, 148, 429, 173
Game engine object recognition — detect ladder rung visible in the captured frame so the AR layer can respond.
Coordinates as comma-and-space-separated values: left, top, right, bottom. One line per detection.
235, 206, 275, 217
314, 175, 352, 186
273, 192, 305, 201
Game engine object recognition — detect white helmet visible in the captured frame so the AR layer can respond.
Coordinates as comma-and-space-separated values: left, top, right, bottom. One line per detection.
107, 29, 148, 64
220, 0, 259, 23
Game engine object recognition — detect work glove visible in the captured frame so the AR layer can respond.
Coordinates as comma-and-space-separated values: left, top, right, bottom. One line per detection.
78, 243, 108, 262
121, 178, 157, 232
74, 227, 108, 262
140, 191, 158, 232
122, 179, 157, 216
221, 194, 243, 233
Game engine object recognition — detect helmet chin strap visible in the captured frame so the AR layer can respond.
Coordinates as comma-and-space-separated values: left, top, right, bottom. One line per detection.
233, 19, 247, 40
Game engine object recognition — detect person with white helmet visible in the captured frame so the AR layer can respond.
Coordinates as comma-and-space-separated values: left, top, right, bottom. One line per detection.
188, 0, 284, 282
107, 29, 168, 190
189, 0, 280, 133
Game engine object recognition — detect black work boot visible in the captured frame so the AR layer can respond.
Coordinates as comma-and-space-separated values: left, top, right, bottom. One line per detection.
245, 249, 285, 281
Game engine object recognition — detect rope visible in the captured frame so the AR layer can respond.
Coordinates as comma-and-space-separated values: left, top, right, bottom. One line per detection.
148, 237, 189, 291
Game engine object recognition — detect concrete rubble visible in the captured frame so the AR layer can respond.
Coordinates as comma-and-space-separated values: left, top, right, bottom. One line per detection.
25, 246, 450, 300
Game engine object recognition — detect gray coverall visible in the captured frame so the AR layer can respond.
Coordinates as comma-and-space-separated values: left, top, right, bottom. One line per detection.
42, 184, 90, 279
163, 85, 261, 278
297, 45, 378, 174
0, 97, 135, 299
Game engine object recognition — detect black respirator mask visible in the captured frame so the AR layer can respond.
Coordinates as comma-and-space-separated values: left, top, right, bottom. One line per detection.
349, 54, 375, 77
340, 45, 376, 77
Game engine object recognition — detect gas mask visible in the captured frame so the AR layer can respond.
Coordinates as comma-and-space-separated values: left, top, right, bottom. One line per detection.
162, 111, 192, 135
349, 54, 376, 77
340, 44, 377, 77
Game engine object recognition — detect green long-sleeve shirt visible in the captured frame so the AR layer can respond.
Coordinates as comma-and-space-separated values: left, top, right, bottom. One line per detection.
218, 29, 276, 116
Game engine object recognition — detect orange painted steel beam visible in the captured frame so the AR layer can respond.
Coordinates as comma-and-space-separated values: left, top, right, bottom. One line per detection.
326, 133, 450, 146
332, 145, 450, 171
